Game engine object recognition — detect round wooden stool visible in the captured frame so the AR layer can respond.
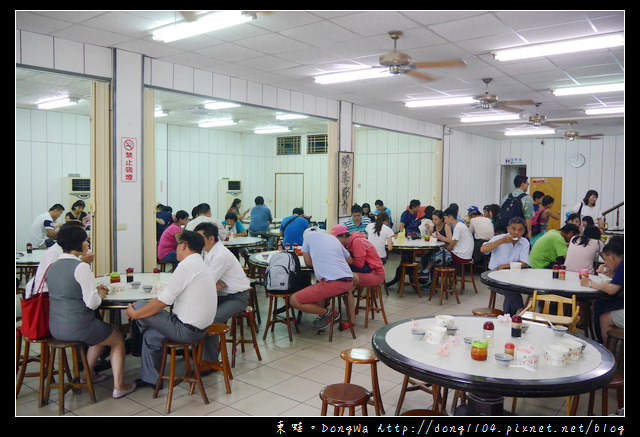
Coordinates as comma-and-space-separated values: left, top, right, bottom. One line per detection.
429, 266, 459, 305
231, 306, 262, 367
401, 409, 447, 416
16, 333, 50, 407
155, 338, 209, 414
455, 259, 478, 294
197, 324, 233, 394
327, 292, 356, 342
43, 339, 96, 415
587, 327, 624, 415
341, 348, 384, 415
398, 262, 422, 298
472, 308, 504, 317
355, 285, 388, 328
263, 292, 299, 342
320, 383, 371, 416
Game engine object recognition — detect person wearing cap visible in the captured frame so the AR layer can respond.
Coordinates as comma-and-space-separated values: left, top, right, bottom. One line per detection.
332, 224, 386, 291
289, 227, 355, 331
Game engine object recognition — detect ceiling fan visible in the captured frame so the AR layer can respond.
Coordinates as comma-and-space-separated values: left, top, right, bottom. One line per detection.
377, 31, 466, 81
548, 122, 604, 141
473, 78, 536, 113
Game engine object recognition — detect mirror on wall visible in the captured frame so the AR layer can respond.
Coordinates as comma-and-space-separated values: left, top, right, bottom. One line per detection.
16, 67, 96, 251
152, 89, 332, 225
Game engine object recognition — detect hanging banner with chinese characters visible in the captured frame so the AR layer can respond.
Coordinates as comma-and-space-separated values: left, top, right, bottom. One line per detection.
121, 137, 137, 182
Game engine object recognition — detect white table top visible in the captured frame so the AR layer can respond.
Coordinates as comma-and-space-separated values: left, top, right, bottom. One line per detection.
486, 268, 604, 293
99, 272, 172, 303
392, 238, 445, 249
384, 316, 602, 382
221, 236, 266, 247
16, 249, 47, 264
248, 250, 309, 269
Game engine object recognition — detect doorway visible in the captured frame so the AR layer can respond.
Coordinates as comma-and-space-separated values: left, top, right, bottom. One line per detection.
500, 165, 527, 200
275, 173, 304, 219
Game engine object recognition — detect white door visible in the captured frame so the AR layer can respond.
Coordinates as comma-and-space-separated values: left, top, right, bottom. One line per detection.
275, 173, 304, 219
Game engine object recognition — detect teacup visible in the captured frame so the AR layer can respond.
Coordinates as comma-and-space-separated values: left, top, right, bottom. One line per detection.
435, 315, 455, 328
557, 339, 583, 361
410, 327, 426, 339
425, 326, 447, 344
510, 262, 521, 270
544, 344, 570, 366
515, 346, 539, 369
110, 283, 125, 293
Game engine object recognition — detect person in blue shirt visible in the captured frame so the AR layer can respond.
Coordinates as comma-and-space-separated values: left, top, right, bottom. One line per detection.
248, 196, 275, 250
374, 199, 392, 229
280, 207, 309, 247
480, 216, 529, 315
399, 199, 421, 237
222, 212, 247, 237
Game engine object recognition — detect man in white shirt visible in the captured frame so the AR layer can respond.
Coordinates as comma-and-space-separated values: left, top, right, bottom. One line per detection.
185, 202, 229, 241
194, 221, 250, 362
468, 209, 495, 264
29, 204, 65, 248
126, 230, 217, 388
434, 207, 474, 263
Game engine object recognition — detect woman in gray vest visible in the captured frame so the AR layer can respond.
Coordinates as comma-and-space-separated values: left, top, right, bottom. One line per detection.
46, 225, 135, 399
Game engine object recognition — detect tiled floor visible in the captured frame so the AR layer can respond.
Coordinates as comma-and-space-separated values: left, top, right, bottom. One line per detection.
16, 254, 621, 417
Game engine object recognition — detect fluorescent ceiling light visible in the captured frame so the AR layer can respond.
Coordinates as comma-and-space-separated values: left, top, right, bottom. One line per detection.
254, 126, 290, 134
152, 11, 255, 43
314, 68, 392, 84
584, 107, 624, 115
494, 33, 624, 61
155, 110, 169, 118
504, 128, 556, 136
199, 118, 237, 128
276, 113, 308, 120
204, 101, 241, 110
460, 114, 521, 123
405, 96, 475, 108
37, 97, 78, 110
552, 83, 624, 96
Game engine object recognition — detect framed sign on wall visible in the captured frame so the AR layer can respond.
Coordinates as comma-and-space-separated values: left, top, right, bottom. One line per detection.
338, 151, 354, 219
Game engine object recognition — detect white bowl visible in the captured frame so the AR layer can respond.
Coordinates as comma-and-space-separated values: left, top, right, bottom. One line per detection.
494, 353, 514, 367
142, 285, 153, 293
551, 325, 568, 337
130, 281, 141, 289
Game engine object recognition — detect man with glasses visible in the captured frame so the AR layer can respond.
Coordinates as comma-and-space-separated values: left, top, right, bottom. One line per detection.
126, 230, 217, 388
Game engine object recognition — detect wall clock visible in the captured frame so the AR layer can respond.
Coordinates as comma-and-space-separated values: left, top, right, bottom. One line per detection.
570, 153, 585, 168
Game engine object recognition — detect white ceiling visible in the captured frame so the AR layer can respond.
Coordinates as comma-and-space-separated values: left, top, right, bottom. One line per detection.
15, 10, 624, 140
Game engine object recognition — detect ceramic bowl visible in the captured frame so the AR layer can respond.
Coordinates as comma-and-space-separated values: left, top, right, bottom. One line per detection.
446, 326, 459, 336
411, 328, 426, 339
494, 353, 514, 366
130, 281, 141, 289
142, 285, 153, 293
552, 325, 568, 337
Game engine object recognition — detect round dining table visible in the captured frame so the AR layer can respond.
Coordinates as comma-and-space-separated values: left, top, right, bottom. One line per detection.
16, 249, 47, 265
372, 315, 616, 416
247, 250, 312, 272
222, 235, 266, 249
99, 272, 173, 309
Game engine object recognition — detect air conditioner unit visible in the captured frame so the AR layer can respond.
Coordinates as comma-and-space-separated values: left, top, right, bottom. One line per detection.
217, 179, 242, 218
64, 177, 92, 210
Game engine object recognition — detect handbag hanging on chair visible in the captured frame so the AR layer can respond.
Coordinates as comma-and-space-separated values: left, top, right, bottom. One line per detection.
19, 266, 51, 340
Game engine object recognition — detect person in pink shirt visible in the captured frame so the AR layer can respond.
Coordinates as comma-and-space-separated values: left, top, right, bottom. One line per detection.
564, 225, 604, 273
331, 224, 385, 288
157, 210, 189, 263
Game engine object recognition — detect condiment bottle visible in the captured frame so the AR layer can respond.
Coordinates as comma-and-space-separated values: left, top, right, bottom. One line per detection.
110, 272, 120, 284
471, 338, 488, 361
153, 268, 161, 282
552, 264, 559, 279
558, 265, 566, 280
483, 321, 495, 347
511, 315, 522, 338
126, 267, 134, 283
504, 342, 515, 356
26, 242, 33, 254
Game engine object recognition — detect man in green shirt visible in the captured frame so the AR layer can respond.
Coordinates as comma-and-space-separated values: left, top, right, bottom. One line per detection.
528, 224, 580, 269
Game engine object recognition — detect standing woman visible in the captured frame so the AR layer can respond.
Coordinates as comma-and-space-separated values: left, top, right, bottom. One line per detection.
228, 198, 249, 221
46, 225, 135, 398
571, 190, 605, 231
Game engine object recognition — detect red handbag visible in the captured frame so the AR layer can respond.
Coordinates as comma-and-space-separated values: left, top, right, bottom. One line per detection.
19, 266, 51, 340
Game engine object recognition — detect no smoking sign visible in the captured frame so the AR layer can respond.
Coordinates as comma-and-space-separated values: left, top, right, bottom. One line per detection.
121, 137, 137, 182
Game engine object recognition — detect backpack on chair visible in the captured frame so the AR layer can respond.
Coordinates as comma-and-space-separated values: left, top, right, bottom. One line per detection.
264, 251, 302, 294
495, 192, 526, 233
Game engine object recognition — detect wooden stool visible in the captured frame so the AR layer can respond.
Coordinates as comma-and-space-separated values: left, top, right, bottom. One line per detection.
263, 292, 299, 342
16, 333, 50, 407
248, 286, 261, 326
231, 307, 262, 367
155, 338, 209, 414
355, 285, 388, 328
395, 376, 443, 415
472, 308, 504, 317
320, 383, 371, 416
401, 409, 447, 416
429, 267, 459, 305
455, 259, 478, 294
43, 339, 96, 415
341, 348, 384, 415
197, 324, 233, 394
157, 260, 177, 272
328, 292, 356, 342
587, 328, 624, 415
398, 262, 422, 298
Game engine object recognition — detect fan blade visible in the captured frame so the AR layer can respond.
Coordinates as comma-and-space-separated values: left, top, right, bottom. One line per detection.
579, 134, 604, 139
179, 11, 199, 22
500, 100, 536, 106
413, 59, 466, 69
496, 104, 524, 114
405, 70, 435, 82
